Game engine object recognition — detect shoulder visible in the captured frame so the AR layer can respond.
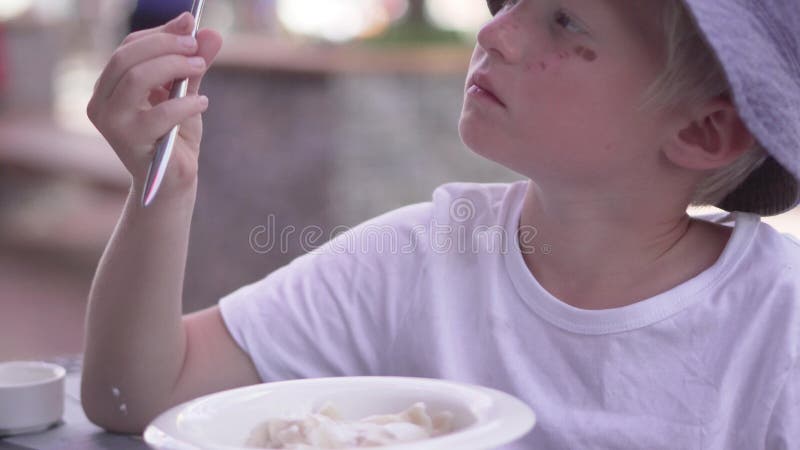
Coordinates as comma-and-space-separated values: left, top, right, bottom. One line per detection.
736, 216, 800, 336
750, 218, 800, 273
779, 230, 800, 250
339, 180, 527, 233
708, 215, 800, 367
310, 180, 527, 261
429, 180, 528, 225
696, 210, 800, 274
697, 212, 800, 319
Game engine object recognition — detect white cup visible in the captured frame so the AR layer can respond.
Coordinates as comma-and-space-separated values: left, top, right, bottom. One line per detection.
0, 361, 66, 436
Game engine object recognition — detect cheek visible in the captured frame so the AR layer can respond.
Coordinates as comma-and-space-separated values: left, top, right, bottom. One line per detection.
574, 45, 597, 62
522, 44, 598, 72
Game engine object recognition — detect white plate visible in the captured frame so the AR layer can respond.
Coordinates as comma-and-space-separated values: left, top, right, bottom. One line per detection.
144, 376, 536, 450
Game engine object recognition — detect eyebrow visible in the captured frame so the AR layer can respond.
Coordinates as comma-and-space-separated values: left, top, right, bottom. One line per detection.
563, 0, 657, 44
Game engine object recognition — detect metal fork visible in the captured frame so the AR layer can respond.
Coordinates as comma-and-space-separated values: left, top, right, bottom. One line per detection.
141, 0, 207, 207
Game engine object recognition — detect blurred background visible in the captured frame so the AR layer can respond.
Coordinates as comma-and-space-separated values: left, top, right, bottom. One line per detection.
0, 0, 521, 360
0, 0, 798, 361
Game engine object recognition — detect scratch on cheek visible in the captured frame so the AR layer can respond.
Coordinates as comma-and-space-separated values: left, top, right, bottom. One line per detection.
557, 50, 570, 59
574, 45, 597, 62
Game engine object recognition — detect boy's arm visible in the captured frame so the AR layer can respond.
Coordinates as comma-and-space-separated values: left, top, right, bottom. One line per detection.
81, 186, 260, 434
80, 14, 259, 434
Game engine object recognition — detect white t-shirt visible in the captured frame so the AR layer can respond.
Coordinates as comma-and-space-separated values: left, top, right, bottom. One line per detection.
220, 180, 800, 449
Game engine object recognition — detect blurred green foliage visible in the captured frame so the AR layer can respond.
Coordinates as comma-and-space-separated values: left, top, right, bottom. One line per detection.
363, 21, 471, 47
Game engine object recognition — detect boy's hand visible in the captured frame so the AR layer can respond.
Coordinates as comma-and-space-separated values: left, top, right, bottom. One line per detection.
87, 12, 223, 199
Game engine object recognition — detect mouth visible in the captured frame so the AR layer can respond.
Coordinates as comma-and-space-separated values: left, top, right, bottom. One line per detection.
467, 72, 506, 108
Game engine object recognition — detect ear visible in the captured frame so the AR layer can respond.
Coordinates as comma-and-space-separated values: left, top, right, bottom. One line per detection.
662, 95, 755, 171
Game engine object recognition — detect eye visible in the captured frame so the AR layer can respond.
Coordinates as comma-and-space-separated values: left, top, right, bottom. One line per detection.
487, 0, 518, 16
554, 9, 584, 33
487, 1, 586, 35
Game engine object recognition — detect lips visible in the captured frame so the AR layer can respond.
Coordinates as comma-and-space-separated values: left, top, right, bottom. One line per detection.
468, 72, 506, 107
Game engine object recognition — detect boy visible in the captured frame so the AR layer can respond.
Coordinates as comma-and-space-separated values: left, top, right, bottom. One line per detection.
81, 0, 800, 447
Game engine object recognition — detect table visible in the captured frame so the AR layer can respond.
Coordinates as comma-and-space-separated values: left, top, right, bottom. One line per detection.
0, 355, 148, 450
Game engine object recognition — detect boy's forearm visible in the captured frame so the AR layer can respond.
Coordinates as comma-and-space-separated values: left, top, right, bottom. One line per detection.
81, 182, 197, 433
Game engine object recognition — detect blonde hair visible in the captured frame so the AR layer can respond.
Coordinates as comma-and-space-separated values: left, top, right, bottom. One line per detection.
635, 0, 769, 208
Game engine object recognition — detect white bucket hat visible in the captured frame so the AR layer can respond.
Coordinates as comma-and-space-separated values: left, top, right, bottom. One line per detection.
682, 0, 800, 215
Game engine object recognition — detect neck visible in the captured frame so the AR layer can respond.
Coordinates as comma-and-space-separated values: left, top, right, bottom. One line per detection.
518, 180, 729, 309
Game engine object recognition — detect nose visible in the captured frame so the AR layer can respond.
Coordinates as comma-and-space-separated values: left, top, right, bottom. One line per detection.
476, 11, 523, 64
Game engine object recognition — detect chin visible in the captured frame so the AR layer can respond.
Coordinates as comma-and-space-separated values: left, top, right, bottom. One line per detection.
459, 113, 487, 152
459, 112, 500, 156
459, 114, 543, 181
458, 116, 518, 173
